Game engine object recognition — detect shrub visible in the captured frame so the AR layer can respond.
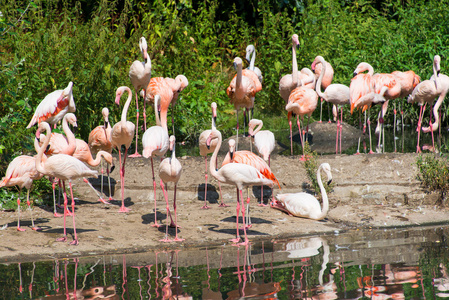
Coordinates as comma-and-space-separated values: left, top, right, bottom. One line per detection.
416, 155, 449, 205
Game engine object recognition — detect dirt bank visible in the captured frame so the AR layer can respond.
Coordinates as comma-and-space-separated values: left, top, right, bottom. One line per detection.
0, 123, 447, 263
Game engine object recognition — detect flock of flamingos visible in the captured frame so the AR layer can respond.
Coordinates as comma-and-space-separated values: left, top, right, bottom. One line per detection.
1, 33, 448, 246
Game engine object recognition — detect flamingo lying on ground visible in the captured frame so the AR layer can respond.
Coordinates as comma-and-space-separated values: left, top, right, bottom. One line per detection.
36, 122, 98, 245
271, 163, 332, 220
159, 135, 183, 242
198, 102, 227, 209
129, 37, 152, 157
207, 130, 277, 245
27, 82, 75, 130
111, 86, 135, 213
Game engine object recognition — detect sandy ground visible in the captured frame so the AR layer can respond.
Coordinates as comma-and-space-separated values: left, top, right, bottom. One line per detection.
0, 122, 448, 263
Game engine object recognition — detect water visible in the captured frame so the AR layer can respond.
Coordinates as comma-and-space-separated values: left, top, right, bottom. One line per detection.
2, 225, 449, 299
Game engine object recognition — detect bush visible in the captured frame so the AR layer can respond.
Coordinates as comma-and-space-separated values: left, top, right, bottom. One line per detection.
416, 154, 449, 205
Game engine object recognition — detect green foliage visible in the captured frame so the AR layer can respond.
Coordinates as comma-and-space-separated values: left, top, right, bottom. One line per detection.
302, 142, 333, 197
416, 154, 449, 204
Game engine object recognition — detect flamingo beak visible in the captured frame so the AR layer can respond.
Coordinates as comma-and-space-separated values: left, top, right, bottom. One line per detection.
110, 164, 115, 173
353, 72, 357, 78
230, 150, 234, 160
233, 62, 237, 71
327, 179, 332, 185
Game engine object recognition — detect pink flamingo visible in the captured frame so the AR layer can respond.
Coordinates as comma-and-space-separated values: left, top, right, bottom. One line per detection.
350, 62, 375, 153
245, 44, 263, 84
248, 119, 275, 166
159, 135, 183, 242
73, 138, 114, 204
142, 94, 170, 227
312, 55, 335, 124
285, 86, 318, 160
111, 86, 135, 213
271, 163, 332, 220
198, 102, 227, 209
37, 112, 77, 217
164, 75, 189, 132
0, 139, 46, 231
222, 138, 280, 215
129, 37, 152, 157
27, 82, 75, 129
314, 56, 350, 154
227, 57, 262, 148
88, 107, 113, 201
36, 122, 98, 245
206, 129, 276, 245
411, 55, 449, 151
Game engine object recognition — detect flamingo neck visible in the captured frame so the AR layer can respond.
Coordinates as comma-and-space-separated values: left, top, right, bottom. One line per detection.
292, 42, 298, 87
209, 131, 224, 182
88, 151, 109, 167
236, 61, 242, 89
62, 116, 76, 156
121, 87, 132, 125
249, 48, 256, 71
253, 120, 263, 135
315, 58, 326, 99
35, 124, 51, 175
316, 164, 329, 220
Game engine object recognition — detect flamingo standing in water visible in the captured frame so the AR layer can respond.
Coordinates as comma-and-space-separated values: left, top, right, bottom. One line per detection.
111, 86, 135, 213
142, 94, 170, 227
206, 129, 276, 245
311, 56, 334, 124
88, 107, 114, 201
0, 139, 46, 231
271, 163, 332, 220
129, 37, 152, 157
246, 44, 263, 84
313, 56, 350, 154
36, 122, 98, 245
198, 102, 227, 209
227, 57, 262, 148
350, 62, 375, 153
409, 55, 449, 152
27, 82, 75, 130
159, 135, 183, 242
285, 86, 318, 160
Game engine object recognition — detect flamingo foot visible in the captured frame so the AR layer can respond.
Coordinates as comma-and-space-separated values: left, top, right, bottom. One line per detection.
354, 152, 361, 155
128, 152, 142, 158
416, 146, 422, 153
159, 238, 173, 243
17, 227, 26, 232
56, 236, 67, 242
173, 237, 185, 242
328, 120, 332, 124
218, 203, 230, 207
98, 198, 111, 204
258, 203, 268, 207
65, 209, 73, 216
151, 222, 162, 228
201, 204, 211, 209
245, 224, 252, 229
53, 212, 63, 218
32, 226, 41, 231
118, 206, 130, 213
318, 120, 322, 124
368, 150, 374, 154
299, 155, 307, 161
108, 196, 114, 201
70, 239, 79, 246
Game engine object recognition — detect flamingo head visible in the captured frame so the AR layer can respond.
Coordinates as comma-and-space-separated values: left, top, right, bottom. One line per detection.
292, 34, 299, 49
139, 37, 148, 61
311, 55, 324, 72
169, 135, 176, 151
233, 57, 243, 71
248, 118, 261, 137
228, 139, 236, 160
64, 113, 78, 132
211, 102, 217, 123
57, 81, 74, 105
175, 75, 189, 92
245, 45, 254, 63
206, 130, 221, 149
115, 86, 129, 105
321, 163, 333, 185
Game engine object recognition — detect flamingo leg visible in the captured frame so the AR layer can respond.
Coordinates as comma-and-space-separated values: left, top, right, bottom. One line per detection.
173, 184, 184, 242
319, 99, 323, 123
297, 117, 306, 161
159, 180, 172, 242
201, 156, 211, 209
26, 187, 40, 231
150, 157, 161, 227
16, 193, 26, 231
118, 148, 130, 212
230, 187, 241, 244
416, 104, 425, 153
335, 106, 339, 154
393, 103, 397, 153
51, 178, 62, 218
143, 90, 147, 132
239, 189, 249, 246
368, 110, 374, 154
83, 178, 108, 204
100, 159, 104, 197
288, 112, 293, 155
245, 187, 252, 229
130, 92, 142, 157
56, 181, 68, 242
69, 181, 79, 245
340, 107, 343, 154
107, 164, 113, 201
327, 101, 332, 123
236, 109, 239, 151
